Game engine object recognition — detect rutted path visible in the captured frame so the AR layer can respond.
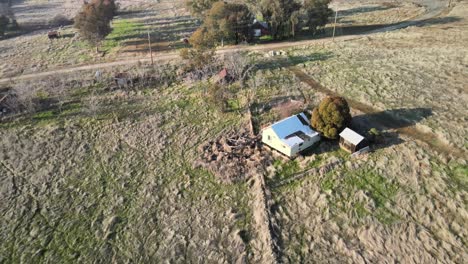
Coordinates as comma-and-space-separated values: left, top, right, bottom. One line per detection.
288, 66, 466, 159
249, 172, 278, 263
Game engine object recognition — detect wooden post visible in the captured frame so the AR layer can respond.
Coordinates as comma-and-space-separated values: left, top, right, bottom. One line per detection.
291, 20, 295, 38
332, 10, 338, 41
147, 30, 154, 66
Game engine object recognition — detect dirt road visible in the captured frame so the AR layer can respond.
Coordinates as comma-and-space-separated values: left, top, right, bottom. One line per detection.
0, 0, 448, 85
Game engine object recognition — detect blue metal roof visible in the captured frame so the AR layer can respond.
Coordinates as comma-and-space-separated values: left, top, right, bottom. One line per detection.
270, 113, 319, 147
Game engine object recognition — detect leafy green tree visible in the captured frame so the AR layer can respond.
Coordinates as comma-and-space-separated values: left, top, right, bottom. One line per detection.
190, 1, 253, 48
303, 0, 332, 35
185, 0, 218, 17
311, 96, 352, 139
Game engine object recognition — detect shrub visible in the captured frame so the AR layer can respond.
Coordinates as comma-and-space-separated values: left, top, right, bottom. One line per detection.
311, 96, 351, 139
74, 0, 117, 50
179, 48, 218, 80
368, 127, 383, 143
207, 83, 227, 111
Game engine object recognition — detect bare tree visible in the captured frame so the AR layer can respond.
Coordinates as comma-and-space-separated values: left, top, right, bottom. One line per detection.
222, 52, 256, 83
14, 83, 38, 114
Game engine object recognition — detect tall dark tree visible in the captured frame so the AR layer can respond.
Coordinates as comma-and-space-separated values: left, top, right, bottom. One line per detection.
0, 0, 17, 35
0, 14, 8, 37
256, 0, 301, 39
74, 0, 115, 51
303, 0, 332, 35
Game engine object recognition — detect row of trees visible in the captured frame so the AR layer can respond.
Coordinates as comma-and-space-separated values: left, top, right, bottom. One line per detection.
74, 0, 117, 51
186, 0, 333, 47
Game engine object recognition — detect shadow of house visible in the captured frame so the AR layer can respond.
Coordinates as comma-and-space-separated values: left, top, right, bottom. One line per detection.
301, 140, 340, 156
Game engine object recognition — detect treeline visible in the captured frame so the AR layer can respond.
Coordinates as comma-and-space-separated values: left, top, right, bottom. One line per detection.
186, 0, 332, 48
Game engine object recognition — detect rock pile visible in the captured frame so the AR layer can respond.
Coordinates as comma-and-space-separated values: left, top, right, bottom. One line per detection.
195, 129, 273, 183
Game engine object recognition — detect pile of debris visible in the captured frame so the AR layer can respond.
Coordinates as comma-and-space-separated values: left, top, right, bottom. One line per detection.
195, 129, 273, 183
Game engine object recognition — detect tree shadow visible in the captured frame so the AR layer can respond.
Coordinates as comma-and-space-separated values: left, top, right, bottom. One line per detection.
333, 16, 462, 36
257, 52, 334, 71
351, 107, 433, 151
352, 107, 433, 131
339, 5, 396, 17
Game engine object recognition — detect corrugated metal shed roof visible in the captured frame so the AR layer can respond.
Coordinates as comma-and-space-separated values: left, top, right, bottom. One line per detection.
269, 113, 318, 147
339, 128, 365, 145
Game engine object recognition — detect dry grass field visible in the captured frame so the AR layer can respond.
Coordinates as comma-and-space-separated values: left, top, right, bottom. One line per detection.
0, 0, 467, 263
0, 0, 193, 78
0, 74, 258, 262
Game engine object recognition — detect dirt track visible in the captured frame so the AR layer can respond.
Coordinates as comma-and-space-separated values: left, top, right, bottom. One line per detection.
0, 0, 448, 85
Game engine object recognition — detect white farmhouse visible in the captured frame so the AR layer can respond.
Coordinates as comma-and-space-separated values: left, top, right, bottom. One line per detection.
262, 113, 321, 158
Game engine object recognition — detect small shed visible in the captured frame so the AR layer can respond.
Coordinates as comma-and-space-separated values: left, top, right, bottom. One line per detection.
339, 128, 369, 153
251, 20, 269, 38
262, 112, 321, 158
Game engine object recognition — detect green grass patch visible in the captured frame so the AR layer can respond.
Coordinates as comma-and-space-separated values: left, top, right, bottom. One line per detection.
345, 170, 400, 224
345, 170, 398, 208
320, 172, 335, 191
450, 164, 468, 190
259, 35, 273, 41
33, 110, 54, 120
322, 168, 401, 225
226, 99, 240, 111
432, 160, 468, 192
267, 159, 301, 187
103, 19, 144, 51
